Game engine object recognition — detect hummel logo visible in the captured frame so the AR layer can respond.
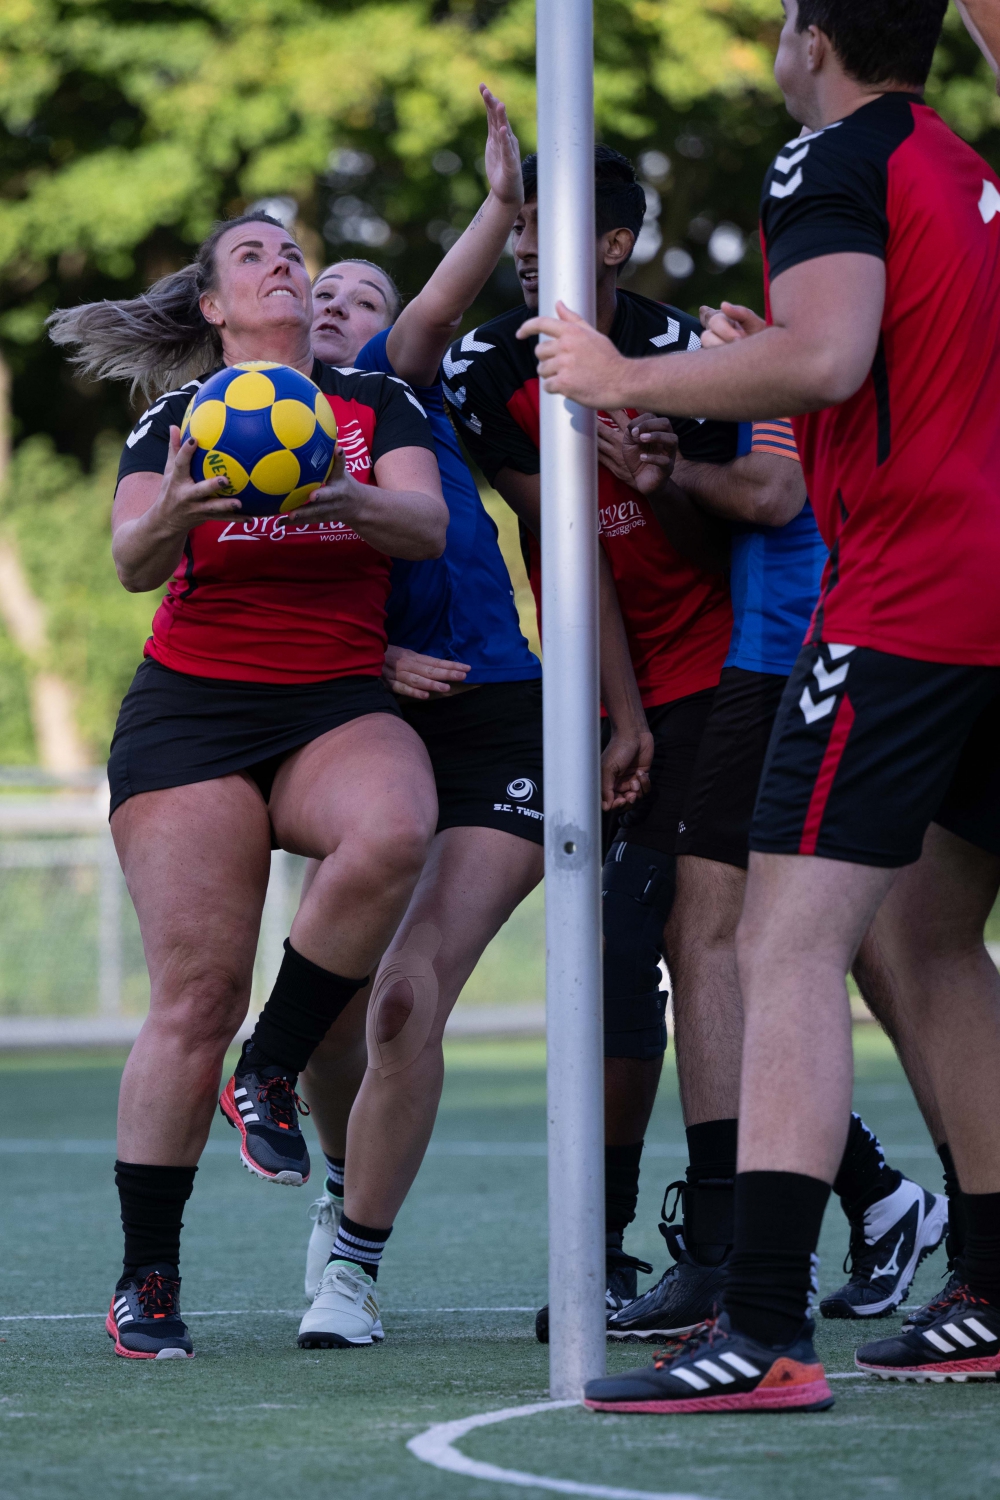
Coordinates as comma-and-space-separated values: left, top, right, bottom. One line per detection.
442, 328, 495, 379
813, 657, 850, 693
799, 686, 836, 723
650, 319, 680, 348
770, 168, 803, 199
979, 179, 1000, 225
871, 1233, 903, 1282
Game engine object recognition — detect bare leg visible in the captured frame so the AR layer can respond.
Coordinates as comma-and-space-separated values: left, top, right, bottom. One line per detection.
852, 927, 947, 1146
345, 827, 543, 1227
736, 852, 895, 1181
300, 985, 370, 1158
858, 824, 1000, 1193
114, 777, 272, 1165
667, 855, 746, 1127
604, 1058, 662, 1144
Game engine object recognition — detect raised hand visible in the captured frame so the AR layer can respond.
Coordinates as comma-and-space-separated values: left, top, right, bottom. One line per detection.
481, 85, 523, 208
699, 301, 767, 347
158, 426, 242, 532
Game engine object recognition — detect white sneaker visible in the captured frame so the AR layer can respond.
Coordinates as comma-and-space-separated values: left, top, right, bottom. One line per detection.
305, 1190, 343, 1301
297, 1260, 384, 1348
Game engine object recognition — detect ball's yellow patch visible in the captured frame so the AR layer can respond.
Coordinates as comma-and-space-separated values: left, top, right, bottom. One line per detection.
189, 399, 227, 451
251, 447, 301, 496
314, 393, 338, 439
180, 398, 194, 438
233, 361, 281, 371
203, 449, 249, 495
225, 371, 276, 410
270, 398, 316, 449
280, 482, 321, 513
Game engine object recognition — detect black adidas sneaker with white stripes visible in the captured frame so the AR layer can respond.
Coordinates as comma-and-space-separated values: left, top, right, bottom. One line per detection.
106, 1265, 193, 1360
219, 1042, 311, 1185
820, 1177, 947, 1319
902, 1264, 965, 1331
855, 1286, 1000, 1382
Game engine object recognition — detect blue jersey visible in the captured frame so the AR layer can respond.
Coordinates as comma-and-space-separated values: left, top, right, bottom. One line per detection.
353, 330, 540, 683
725, 422, 828, 677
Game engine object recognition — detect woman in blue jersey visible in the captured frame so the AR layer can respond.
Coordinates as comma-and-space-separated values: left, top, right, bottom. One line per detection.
294, 87, 650, 1346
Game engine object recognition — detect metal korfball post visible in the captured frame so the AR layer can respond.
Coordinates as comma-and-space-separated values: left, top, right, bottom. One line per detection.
537, 0, 605, 1400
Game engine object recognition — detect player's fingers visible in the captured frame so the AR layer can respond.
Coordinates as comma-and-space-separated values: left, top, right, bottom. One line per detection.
699, 305, 722, 329
554, 300, 590, 326
517, 315, 563, 340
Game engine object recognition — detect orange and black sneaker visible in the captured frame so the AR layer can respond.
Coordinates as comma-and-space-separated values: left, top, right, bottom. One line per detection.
856, 1284, 1000, 1382
106, 1265, 193, 1360
220, 1042, 311, 1186
583, 1310, 834, 1414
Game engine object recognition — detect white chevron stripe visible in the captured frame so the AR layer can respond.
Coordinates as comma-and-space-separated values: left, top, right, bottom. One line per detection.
770, 169, 803, 199
650, 320, 680, 348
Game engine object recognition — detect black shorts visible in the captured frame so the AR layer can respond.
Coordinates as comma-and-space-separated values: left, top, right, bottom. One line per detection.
400, 678, 544, 845
676, 667, 788, 870
750, 641, 1000, 867
108, 659, 400, 817
605, 687, 717, 857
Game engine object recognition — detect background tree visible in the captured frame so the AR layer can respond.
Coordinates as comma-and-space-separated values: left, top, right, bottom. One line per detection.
1, 0, 997, 760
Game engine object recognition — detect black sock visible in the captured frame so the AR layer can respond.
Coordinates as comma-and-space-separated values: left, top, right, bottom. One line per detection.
324, 1155, 346, 1198
832, 1112, 902, 1218
330, 1212, 392, 1281
244, 940, 367, 1075
937, 1142, 966, 1264
605, 1142, 643, 1237
962, 1190, 1000, 1306
115, 1161, 197, 1278
725, 1170, 830, 1347
680, 1118, 737, 1266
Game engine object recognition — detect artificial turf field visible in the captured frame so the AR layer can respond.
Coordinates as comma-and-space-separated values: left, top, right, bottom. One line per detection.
2, 1031, 998, 1500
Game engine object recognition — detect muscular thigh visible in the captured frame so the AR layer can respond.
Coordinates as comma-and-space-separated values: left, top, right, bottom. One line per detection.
269, 712, 437, 858
111, 776, 272, 989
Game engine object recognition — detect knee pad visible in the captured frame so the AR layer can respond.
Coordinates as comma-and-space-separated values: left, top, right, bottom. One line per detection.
602, 842, 676, 1060
366, 922, 442, 1077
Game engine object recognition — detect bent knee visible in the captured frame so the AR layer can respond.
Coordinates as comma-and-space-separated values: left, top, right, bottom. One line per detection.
150, 965, 250, 1051
348, 816, 434, 886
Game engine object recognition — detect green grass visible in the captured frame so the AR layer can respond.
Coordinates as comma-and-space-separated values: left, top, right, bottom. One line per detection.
1, 1032, 998, 1500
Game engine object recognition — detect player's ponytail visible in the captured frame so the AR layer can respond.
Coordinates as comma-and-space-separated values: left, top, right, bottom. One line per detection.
47, 211, 288, 402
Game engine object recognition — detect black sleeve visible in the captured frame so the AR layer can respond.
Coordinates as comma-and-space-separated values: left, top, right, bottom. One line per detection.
673, 415, 740, 467
115, 384, 197, 487
442, 339, 539, 485
761, 127, 889, 281
368, 374, 437, 465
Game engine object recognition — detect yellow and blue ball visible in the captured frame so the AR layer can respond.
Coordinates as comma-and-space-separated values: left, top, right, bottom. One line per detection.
181, 362, 338, 516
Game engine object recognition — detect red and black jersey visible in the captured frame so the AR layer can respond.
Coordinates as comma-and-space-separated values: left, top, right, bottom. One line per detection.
761, 93, 1000, 666
116, 359, 436, 684
443, 293, 737, 709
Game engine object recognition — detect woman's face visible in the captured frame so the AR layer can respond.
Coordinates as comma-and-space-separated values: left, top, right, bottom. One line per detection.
200, 221, 313, 344
311, 262, 394, 366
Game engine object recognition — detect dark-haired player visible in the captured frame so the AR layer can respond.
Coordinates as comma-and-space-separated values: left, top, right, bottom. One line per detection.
528, 0, 1000, 1409
444, 144, 799, 1338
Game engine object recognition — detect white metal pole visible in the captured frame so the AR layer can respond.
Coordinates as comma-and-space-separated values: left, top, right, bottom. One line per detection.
537, 0, 605, 1400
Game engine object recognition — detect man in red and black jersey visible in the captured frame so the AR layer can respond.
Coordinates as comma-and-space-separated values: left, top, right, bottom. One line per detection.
446, 146, 800, 1339
536, 0, 1000, 1410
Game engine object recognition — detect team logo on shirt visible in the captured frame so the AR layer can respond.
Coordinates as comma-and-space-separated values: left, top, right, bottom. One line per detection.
599, 496, 646, 540
507, 778, 536, 801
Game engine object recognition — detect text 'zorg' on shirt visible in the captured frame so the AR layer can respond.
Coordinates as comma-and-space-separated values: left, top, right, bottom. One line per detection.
116, 359, 437, 684
760, 92, 1000, 665
443, 292, 737, 710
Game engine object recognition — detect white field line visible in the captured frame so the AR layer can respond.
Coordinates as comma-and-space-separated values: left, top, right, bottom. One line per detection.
0, 1306, 537, 1323
408, 1399, 721, 1500
0, 1138, 936, 1158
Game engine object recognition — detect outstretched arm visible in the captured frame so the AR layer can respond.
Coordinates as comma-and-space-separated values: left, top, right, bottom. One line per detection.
385, 86, 523, 387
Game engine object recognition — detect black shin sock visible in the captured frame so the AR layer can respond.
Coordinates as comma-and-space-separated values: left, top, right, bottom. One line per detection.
681, 1118, 737, 1266
115, 1161, 197, 1278
963, 1190, 1000, 1305
244, 940, 367, 1075
605, 1142, 644, 1238
832, 1112, 902, 1218
725, 1170, 830, 1347
323, 1155, 346, 1197
937, 1142, 966, 1263
330, 1212, 392, 1281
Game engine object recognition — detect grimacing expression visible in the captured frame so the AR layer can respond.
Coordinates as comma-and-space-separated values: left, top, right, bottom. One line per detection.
311, 263, 395, 365
200, 222, 314, 338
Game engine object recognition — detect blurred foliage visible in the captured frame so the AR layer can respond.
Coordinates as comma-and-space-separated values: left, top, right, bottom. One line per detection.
0, 0, 997, 759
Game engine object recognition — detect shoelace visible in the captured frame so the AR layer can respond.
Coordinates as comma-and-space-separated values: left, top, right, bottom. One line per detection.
840, 1221, 870, 1278
258, 1075, 310, 1129
137, 1271, 179, 1320
309, 1195, 337, 1225
919, 1281, 990, 1321
652, 1316, 716, 1370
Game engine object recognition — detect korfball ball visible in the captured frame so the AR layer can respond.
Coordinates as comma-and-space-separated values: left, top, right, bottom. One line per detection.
181, 362, 337, 516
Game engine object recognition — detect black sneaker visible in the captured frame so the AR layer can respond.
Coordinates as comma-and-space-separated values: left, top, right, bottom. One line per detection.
902, 1263, 965, 1331
106, 1265, 193, 1361
606, 1224, 727, 1341
219, 1042, 311, 1185
820, 1178, 947, 1319
856, 1285, 1000, 1382
535, 1234, 652, 1344
584, 1311, 834, 1414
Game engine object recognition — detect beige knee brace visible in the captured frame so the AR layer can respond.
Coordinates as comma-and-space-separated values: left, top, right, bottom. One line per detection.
366, 922, 442, 1077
